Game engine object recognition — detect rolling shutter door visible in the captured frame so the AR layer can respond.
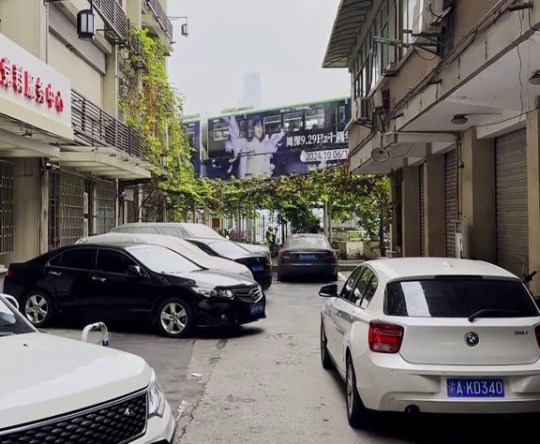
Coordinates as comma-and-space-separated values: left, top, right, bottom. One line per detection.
445, 149, 458, 257
419, 165, 426, 256
496, 130, 528, 277
59, 171, 85, 247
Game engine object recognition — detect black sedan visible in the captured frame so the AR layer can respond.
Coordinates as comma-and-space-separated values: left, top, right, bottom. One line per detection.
3, 243, 266, 338
276, 234, 338, 281
185, 237, 273, 290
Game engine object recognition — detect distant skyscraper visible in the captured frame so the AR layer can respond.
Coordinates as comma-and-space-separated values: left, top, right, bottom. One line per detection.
239, 71, 262, 109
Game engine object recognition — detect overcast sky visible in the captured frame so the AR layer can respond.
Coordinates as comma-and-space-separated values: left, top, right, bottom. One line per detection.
168, 0, 349, 117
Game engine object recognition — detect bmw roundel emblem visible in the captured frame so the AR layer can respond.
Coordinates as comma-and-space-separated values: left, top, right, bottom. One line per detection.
465, 331, 480, 347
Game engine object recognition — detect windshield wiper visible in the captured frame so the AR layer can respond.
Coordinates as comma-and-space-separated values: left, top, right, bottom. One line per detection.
0, 331, 15, 336
468, 309, 520, 322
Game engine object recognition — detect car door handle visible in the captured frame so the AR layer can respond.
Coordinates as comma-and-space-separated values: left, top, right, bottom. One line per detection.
92, 276, 106, 283
48, 271, 62, 277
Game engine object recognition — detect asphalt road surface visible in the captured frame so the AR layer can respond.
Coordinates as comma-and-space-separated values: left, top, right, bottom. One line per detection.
49, 275, 540, 444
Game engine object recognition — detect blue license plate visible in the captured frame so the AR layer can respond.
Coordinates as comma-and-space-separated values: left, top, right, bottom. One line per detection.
252, 265, 265, 272
250, 303, 264, 315
299, 254, 316, 261
447, 379, 504, 398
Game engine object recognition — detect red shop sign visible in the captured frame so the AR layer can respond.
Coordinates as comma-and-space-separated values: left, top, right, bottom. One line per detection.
0, 56, 64, 113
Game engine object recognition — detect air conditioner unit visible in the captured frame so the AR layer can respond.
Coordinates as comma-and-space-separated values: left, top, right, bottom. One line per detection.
353, 97, 371, 122
372, 90, 390, 111
412, 0, 444, 36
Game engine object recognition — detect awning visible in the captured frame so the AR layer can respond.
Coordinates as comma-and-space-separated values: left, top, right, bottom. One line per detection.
59, 147, 152, 179
323, 0, 373, 68
0, 127, 61, 158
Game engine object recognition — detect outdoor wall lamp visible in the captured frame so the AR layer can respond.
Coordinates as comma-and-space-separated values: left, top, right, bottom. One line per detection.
451, 113, 499, 125
44, 0, 95, 40
530, 71, 540, 85
77, 4, 95, 40
169, 16, 190, 38
451, 114, 468, 125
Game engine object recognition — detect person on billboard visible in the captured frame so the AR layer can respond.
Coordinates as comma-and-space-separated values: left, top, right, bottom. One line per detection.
224, 115, 285, 179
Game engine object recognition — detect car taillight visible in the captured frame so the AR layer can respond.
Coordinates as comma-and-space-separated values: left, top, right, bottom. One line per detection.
281, 251, 291, 260
368, 320, 404, 354
6, 265, 14, 279
535, 325, 540, 348
325, 250, 337, 260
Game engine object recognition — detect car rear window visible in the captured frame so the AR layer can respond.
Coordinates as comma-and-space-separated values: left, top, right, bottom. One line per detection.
385, 278, 539, 318
285, 237, 330, 249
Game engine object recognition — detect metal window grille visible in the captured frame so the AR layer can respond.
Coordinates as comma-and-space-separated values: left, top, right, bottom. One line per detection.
58, 172, 85, 247
94, 180, 116, 235
48, 170, 60, 250
0, 160, 14, 254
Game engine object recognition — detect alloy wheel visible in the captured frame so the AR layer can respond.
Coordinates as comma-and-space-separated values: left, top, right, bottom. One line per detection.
160, 302, 188, 335
25, 294, 49, 325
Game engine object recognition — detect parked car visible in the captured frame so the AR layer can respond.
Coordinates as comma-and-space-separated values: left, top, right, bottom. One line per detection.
112, 222, 271, 260
185, 237, 272, 290
319, 258, 540, 429
76, 232, 254, 279
276, 233, 338, 281
4, 243, 266, 337
0, 293, 175, 443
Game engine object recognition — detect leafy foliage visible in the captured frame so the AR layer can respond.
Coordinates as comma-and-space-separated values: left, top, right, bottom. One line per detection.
119, 31, 391, 241
120, 28, 194, 220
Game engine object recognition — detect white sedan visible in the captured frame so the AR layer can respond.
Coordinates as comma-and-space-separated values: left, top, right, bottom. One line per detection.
0, 294, 175, 442
319, 258, 540, 429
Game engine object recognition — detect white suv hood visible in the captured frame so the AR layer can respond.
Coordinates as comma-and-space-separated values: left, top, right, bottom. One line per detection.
0, 333, 152, 430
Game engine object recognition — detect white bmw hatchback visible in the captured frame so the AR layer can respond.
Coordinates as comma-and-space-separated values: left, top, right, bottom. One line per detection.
319, 258, 540, 429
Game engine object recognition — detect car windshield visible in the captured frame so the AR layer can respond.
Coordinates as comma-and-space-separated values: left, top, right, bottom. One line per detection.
286, 237, 329, 249
208, 240, 251, 256
0, 297, 35, 336
385, 278, 539, 318
127, 245, 202, 274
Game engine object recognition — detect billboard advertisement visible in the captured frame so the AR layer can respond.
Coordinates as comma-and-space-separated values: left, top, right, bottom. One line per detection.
185, 120, 202, 177
205, 98, 350, 180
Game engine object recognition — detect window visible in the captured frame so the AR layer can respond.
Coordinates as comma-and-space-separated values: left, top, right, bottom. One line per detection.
263, 115, 282, 134
351, 0, 399, 99
402, 0, 421, 46
385, 278, 539, 318
360, 275, 378, 309
356, 268, 374, 296
284, 112, 303, 132
56, 248, 95, 270
97, 249, 136, 274
285, 236, 330, 249
340, 267, 363, 301
213, 122, 229, 141
207, 240, 251, 257
127, 245, 201, 274
305, 109, 325, 130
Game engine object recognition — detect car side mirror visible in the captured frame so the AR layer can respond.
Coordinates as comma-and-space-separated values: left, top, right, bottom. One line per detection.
127, 265, 143, 277
319, 284, 338, 298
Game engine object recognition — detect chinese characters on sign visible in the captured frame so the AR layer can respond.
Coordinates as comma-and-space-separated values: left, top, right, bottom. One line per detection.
286, 130, 349, 148
0, 56, 64, 113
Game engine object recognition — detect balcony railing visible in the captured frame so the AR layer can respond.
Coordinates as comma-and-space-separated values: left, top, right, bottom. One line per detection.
146, 0, 174, 43
71, 89, 144, 160
92, 0, 129, 44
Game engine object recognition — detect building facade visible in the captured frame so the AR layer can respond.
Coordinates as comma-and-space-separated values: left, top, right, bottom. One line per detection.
0, 0, 173, 266
324, 0, 540, 291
